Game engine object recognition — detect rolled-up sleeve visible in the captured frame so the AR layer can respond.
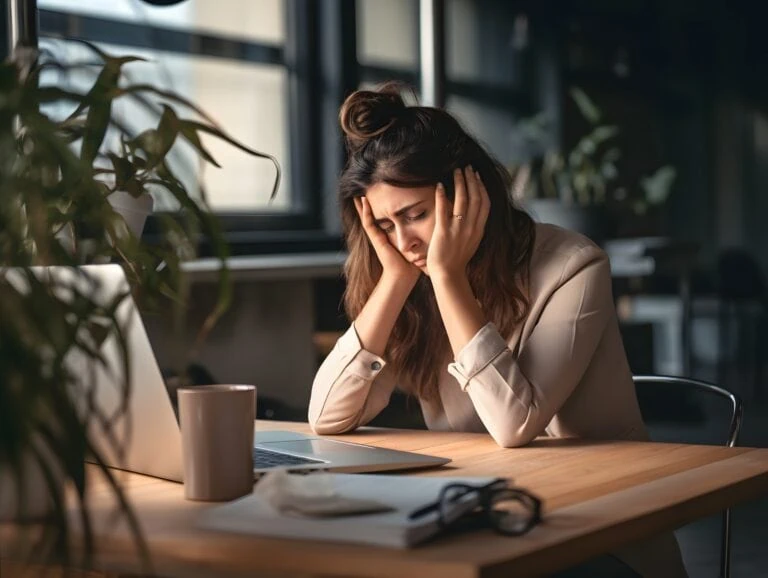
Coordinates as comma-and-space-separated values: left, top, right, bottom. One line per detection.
447, 325, 509, 391
450, 247, 613, 447
308, 324, 396, 434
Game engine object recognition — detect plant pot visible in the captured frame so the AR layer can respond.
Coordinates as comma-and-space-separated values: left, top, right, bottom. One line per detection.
54, 192, 154, 262
107, 191, 154, 239
525, 198, 610, 244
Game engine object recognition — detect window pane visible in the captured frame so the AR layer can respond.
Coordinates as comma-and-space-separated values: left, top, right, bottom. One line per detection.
445, 0, 528, 88
40, 39, 288, 212
190, 56, 288, 211
358, 80, 421, 104
357, 0, 418, 70
39, 0, 285, 44
446, 95, 519, 166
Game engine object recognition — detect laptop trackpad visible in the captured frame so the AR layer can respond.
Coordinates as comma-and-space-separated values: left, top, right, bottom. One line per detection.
260, 439, 365, 456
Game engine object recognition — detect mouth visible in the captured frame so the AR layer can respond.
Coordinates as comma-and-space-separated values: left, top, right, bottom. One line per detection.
411, 258, 427, 267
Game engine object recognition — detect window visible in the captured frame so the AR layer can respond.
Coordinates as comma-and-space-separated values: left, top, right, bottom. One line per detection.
353, 0, 545, 168
39, 0, 284, 42
30, 0, 548, 251
40, 38, 289, 213
356, 0, 419, 87
444, 0, 541, 168
38, 0, 327, 243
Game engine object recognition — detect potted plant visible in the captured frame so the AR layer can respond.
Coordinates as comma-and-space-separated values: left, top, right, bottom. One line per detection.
0, 40, 279, 572
511, 87, 676, 242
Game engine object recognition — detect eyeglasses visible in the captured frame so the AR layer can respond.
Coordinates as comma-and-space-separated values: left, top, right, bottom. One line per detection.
408, 480, 542, 536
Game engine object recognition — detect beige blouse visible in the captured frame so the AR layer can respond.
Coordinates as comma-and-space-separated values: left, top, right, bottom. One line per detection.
308, 223, 687, 577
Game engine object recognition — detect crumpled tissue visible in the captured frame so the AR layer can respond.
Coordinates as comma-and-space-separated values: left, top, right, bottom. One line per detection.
253, 469, 395, 517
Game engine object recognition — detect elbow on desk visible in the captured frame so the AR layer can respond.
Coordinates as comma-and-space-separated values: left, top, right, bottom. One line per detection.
488, 427, 538, 449
308, 414, 360, 436
307, 392, 361, 435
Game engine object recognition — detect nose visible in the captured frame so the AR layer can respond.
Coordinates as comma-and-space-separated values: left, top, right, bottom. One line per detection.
395, 226, 420, 254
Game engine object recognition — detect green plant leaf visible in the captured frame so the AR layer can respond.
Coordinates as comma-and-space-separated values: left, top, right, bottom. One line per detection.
1, 41, 259, 571
590, 125, 619, 144
570, 87, 601, 124
641, 165, 677, 205
126, 105, 180, 172
178, 120, 221, 168
109, 81, 280, 199
568, 149, 583, 167
601, 147, 621, 164
78, 48, 145, 166
183, 120, 281, 200
600, 161, 618, 180
80, 71, 117, 166
112, 83, 223, 128
107, 153, 135, 190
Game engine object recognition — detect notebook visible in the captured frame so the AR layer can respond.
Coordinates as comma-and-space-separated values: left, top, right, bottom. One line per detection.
198, 473, 505, 548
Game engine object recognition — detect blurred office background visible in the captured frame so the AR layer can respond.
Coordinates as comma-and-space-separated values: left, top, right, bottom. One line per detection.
4, 1, 767, 575
5, 0, 764, 400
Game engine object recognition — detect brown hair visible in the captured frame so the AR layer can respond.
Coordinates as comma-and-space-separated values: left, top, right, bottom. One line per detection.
338, 82, 535, 400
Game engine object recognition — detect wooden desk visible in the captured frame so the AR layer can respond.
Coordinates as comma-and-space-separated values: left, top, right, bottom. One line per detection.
9, 421, 768, 578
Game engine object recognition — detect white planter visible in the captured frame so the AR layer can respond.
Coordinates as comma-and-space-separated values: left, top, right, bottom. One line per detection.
107, 191, 154, 239
54, 192, 154, 259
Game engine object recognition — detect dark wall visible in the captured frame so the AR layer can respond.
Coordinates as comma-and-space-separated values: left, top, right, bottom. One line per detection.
1, 1, 8, 60
547, 0, 767, 277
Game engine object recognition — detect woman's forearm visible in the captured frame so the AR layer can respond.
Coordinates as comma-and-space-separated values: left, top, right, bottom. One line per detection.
430, 272, 487, 356
353, 273, 418, 356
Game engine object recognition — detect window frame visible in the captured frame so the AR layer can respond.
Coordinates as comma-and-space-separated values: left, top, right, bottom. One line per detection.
33, 0, 543, 255
37, 0, 348, 254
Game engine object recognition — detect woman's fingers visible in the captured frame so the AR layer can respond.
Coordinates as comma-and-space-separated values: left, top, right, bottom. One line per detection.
451, 167, 468, 224
435, 182, 449, 232
464, 165, 482, 224
357, 196, 386, 246
475, 170, 491, 237
359, 196, 370, 222
360, 197, 380, 231
355, 197, 370, 232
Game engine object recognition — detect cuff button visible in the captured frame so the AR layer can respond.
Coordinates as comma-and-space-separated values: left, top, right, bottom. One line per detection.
370, 361, 382, 371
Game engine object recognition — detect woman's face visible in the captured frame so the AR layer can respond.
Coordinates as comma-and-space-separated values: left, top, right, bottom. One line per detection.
364, 182, 436, 273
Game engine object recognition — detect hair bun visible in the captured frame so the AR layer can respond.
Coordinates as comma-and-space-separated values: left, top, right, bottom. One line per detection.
339, 83, 409, 148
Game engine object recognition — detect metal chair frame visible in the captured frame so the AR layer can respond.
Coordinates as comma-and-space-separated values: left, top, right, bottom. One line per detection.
633, 375, 744, 578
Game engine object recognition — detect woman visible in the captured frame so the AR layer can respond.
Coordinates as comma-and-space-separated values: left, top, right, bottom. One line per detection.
309, 84, 687, 577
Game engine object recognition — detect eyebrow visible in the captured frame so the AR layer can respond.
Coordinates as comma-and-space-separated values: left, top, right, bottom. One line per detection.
373, 201, 425, 225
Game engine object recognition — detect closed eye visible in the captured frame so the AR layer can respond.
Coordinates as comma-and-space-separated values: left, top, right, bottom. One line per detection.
406, 211, 427, 222
377, 211, 426, 234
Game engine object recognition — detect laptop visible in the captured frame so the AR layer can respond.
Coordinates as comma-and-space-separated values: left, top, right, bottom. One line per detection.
29, 264, 449, 482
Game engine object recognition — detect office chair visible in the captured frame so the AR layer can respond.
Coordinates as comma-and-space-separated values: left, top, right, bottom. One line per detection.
633, 375, 743, 578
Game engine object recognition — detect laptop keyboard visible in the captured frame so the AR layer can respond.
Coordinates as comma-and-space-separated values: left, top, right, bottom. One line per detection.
253, 447, 325, 469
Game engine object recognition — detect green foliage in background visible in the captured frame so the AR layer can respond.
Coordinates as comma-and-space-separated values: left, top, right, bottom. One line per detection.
0, 40, 279, 572
511, 87, 676, 215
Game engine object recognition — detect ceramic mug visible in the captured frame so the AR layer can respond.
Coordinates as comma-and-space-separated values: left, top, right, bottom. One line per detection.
178, 384, 256, 501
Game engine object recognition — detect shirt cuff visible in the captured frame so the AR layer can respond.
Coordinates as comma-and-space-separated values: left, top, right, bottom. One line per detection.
447, 322, 508, 391
338, 323, 387, 380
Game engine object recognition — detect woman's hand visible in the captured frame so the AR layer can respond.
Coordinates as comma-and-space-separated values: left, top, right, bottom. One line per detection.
426, 166, 490, 280
355, 196, 422, 285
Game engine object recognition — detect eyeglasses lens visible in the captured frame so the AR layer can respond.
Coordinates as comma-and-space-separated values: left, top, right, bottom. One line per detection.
439, 485, 475, 525
488, 490, 538, 535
